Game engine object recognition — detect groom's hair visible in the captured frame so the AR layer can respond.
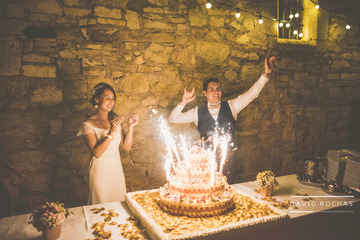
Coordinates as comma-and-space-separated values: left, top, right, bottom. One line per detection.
203, 78, 221, 91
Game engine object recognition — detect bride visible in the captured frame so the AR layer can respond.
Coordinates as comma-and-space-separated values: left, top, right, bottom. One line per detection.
77, 83, 138, 204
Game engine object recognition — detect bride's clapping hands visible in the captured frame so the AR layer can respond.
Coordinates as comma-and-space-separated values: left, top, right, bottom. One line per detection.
109, 116, 123, 135
128, 114, 139, 128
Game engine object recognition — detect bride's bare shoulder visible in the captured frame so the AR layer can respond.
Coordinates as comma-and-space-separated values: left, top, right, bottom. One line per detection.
85, 115, 97, 125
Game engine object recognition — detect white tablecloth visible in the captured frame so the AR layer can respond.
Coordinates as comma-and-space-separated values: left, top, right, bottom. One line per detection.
1, 174, 359, 240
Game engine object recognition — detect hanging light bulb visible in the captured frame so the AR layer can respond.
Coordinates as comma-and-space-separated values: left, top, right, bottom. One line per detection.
286, 23, 290, 28
235, 8, 241, 18
315, 4, 319, 9
295, 13, 299, 18
299, 32, 303, 37
346, 24, 351, 30
289, 13, 294, 19
293, 30, 298, 35
258, 15, 263, 24
279, 21, 284, 27
206, 0, 212, 9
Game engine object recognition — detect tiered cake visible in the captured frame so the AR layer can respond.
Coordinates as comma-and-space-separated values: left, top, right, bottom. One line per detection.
158, 146, 235, 217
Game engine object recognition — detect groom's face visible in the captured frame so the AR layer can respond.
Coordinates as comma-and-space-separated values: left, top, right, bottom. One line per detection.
203, 82, 222, 104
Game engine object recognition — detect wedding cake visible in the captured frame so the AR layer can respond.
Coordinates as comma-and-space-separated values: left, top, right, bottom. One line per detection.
158, 146, 235, 217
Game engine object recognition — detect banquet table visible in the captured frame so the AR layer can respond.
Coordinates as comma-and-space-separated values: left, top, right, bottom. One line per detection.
1, 174, 359, 240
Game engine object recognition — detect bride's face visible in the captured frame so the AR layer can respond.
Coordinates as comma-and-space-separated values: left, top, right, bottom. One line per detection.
96, 89, 115, 112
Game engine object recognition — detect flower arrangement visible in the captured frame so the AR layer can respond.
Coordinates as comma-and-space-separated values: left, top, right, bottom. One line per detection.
256, 170, 279, 188
29, 202, 72, 231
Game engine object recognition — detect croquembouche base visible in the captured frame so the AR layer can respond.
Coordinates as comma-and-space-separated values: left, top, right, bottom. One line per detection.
158, 146, 235, 218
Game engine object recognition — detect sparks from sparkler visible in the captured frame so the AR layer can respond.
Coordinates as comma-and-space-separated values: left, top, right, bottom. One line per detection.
219, 135, 229, 174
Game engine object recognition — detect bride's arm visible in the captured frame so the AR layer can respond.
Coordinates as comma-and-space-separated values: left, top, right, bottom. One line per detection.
84, 132, 113, 158
84, 117, 122, 158
121, 114, 139, 152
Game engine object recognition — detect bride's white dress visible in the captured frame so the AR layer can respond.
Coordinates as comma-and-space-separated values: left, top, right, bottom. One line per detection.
77, 122, 127, 204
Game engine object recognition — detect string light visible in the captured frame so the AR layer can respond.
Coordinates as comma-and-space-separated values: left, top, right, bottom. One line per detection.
235, 8, 241, 18
279, 21, 284, 27
299, 32, 303, 37
295, 13, 299, 18
285, 23, 290, 28
293, 30, 298, 35
206, 0, 212, 9
258, 15, 263, 24
315, 4, 319, 9
289, 13, 294, 19
346, 24, 351, 30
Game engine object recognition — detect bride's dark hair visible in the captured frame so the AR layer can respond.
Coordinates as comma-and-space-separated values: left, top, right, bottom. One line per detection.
90, 83, 117, 120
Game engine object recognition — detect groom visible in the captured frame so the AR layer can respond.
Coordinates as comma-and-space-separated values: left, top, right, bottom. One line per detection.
169, 55, 276, 184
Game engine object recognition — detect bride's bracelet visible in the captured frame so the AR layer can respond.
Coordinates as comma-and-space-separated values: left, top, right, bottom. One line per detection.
263, 72, 270, 78
105, 134, 114, 140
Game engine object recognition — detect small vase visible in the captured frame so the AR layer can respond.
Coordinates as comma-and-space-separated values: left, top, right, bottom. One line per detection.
260, 186, 273, 198
42, 223, 62, 240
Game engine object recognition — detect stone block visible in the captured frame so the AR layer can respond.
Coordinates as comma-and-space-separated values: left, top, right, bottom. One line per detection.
210, 16, 224, 27
63, 0, 84, 7
240, 65, 259, 81
144, 43, 173, 63
57, 59, 81, 74
167, 15, 186, 24
196, 41, 229, 65
31, 85, 63, 105
59, 49, 78, 59
330, 60, 350, 70
27, 0, 63, 15
148, 0, 168, 6
276, 57, 303, 71
92, 0, 129, 8
7, 4, 25, 19
79, 18, 97, 26
22, 54, 51, 64
224, 70, 237, 81
94, 5, 122, 19
22, 65, 57, 78
353, 51, 360, 61
0, 37, 21, 76
328, 87, 341, 98
120, 73, 149, 93
125, 10, 140, 29
50, 120, 63, 135
170, 45, 195, 65
97, 18, 126, 26
141, 96, 156, 106
64, 7, 91, 16
143, 20, 174, 29
327, 73, 340, 80
189, 6, 207, 27
143, 7, 163, 13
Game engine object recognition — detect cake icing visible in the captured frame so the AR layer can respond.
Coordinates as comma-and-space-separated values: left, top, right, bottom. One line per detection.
158, 146, 235, 217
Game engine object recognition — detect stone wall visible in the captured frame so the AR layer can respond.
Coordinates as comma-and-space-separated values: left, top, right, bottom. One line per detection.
0, 0, 359, 215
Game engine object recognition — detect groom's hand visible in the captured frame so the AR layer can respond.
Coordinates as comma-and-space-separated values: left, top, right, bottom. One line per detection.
180, 88, 196, 106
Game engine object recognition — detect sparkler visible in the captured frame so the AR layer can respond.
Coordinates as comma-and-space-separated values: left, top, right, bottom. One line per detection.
180, 135, 192, 185
219, 135, 228, 174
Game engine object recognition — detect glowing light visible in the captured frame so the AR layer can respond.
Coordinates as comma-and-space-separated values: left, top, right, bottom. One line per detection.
235, 8, 241, 18
299, 32, 303, 37
159, 116, 181, 163
286, 23, 290, 28
315, 4, 319, 9
293, 30, 298, 35
258, 15, 263, 24
289, 14, 294, 19
180, 135, 192, 184
279, 22, 284, 27
218, 136, 229, 174
346, 24, 351, 30
206, 0, 211, 9
295, 13, 299, 18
